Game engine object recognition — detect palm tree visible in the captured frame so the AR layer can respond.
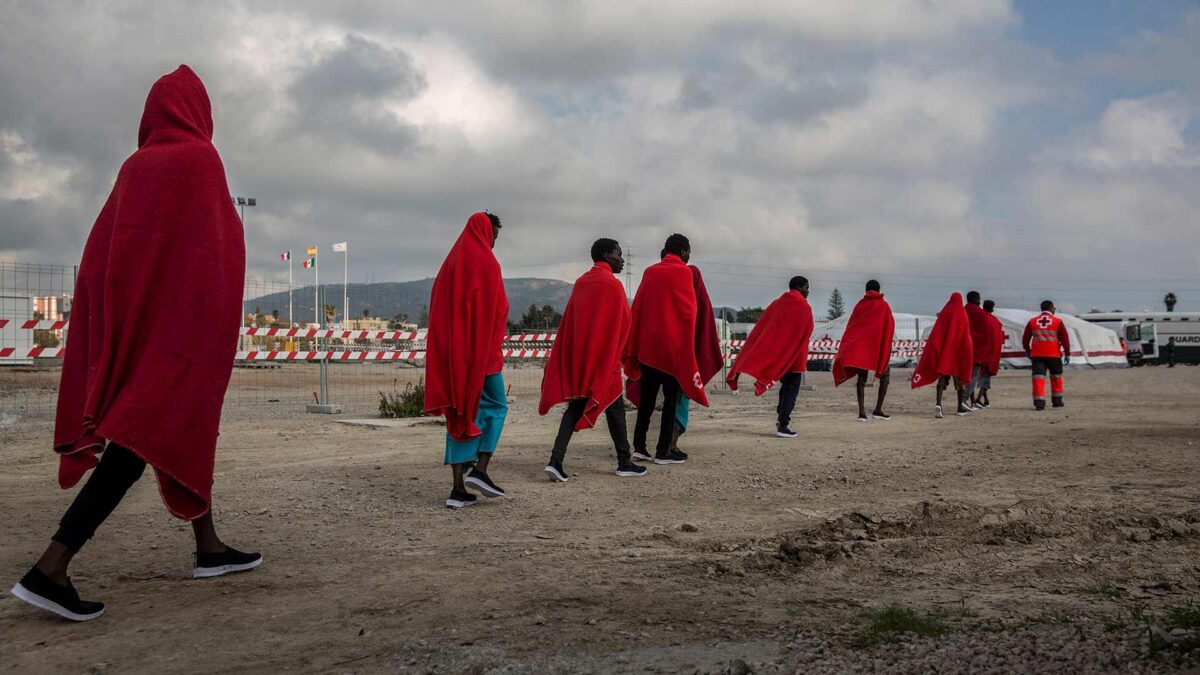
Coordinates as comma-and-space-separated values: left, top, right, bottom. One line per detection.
1164, 292, 1177, 312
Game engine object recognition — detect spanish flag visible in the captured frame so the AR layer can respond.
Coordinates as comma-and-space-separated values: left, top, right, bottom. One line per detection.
306, 246, 318, 256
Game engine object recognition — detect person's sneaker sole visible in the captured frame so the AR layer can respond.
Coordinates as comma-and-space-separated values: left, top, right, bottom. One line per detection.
445, 497, 476, 509
935, 406, 944, 419
872, 414, 890, 420
544, 466, 567, 482
630, 451, 653, 462
653, 457, 685, 465
615, 468, 647, 477
464, 475, 505, 498
10, 583, 105, 622
776, 431, 798, 437
192, 556, 264, 579
857, 416, 868, 423
955, 411, 969, 416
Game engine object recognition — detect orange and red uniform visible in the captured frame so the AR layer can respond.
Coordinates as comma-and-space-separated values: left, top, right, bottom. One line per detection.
1022, 312, 1069, 407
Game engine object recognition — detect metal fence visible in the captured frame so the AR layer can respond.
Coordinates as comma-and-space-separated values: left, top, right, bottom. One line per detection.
0, 261, 553, 422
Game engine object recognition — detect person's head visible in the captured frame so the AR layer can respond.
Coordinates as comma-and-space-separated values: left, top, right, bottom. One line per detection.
966, 291, 981, 305
663, 233, 690, 263
590, 238, 624, 274
866, 279, 881, 293
485, 212, 502, 248
1040, 299, 1055, 313
983, 299, 995, 313
789, 275, 809, 298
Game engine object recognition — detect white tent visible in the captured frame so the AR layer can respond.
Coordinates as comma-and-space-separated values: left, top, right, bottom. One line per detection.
989, 309, 1126, 368
813, 311, 935, 342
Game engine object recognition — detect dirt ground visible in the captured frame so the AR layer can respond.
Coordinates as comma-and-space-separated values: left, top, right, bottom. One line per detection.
1, 365, 1198, 673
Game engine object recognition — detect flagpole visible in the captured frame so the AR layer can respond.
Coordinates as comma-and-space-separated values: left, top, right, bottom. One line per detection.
314, 248, 320, 327
288, 254, 293, 326
343, 246, 348, 328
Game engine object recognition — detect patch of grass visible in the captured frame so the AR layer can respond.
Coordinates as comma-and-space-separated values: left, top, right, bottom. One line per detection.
854, 604, 950, 646
1082, 583, 1123, 600
1101, 613, 1126, 633
378, 380, 427, 418
1164, 601, 1200, 630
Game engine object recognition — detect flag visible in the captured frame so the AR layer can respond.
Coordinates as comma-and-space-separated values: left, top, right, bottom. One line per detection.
280, 251, 291, 261
303, 258, 315, 269
332, 242, 347, 252
306, 246, 318, 256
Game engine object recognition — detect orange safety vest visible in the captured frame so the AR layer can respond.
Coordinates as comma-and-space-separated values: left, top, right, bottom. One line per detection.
1026, 312, 1064, 358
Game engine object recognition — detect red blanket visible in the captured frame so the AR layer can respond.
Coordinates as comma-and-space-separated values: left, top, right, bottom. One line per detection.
966, 303, 993, 366
832, 291, 895, 386
911, 293, 974, 388
691, 266, 724, 386
726, 290, 814, 395
538, 262, 630, 430
54, 66, 245, 520
986, 312, 1005, 376
623, 254, 709, 406
627, 264, 721, 407
424, 213, 509, 441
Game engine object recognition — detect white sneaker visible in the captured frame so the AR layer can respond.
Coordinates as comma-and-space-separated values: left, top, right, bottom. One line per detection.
935, 405, 944, 419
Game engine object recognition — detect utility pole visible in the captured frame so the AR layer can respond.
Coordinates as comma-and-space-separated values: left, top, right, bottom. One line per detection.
625, 247, 634, 303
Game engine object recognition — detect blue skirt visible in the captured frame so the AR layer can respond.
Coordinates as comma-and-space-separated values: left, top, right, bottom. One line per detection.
444, 373, 507, 465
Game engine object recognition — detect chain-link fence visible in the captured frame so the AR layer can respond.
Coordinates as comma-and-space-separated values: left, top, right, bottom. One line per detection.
0, 262, 554, 424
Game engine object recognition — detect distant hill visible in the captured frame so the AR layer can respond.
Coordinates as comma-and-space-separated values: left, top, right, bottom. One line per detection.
245, 277, 574, 325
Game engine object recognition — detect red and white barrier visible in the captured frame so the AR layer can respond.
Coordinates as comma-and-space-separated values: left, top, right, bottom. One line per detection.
0, 347, 64, 358
0, 319, 69, 330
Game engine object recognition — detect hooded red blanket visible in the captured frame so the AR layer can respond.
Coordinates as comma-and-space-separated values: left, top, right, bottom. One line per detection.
911, 293, 974, 388
726, 290, 814, 395
832, 291, 895, 386
538, 262, 630, 430
986, 312, 1005, 376
54, 65, 244, 520
424, 213, 510, 441
966, 303, 993, 366
623, 254, 709, 406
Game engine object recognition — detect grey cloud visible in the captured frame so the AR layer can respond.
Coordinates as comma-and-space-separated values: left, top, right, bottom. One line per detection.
287, 34, 426, 152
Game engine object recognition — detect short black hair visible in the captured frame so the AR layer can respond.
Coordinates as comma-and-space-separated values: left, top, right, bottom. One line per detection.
966, 290, 981, 304
1040, 300, 1054, 312
485, 212, 501, 229
590, 238, 619, 263
866, 279, 881, 293
983, 299, 995, 312
663, 233, 690, 257
789, 276, 808, 291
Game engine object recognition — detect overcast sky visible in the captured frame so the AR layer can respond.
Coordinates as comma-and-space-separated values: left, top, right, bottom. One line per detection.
2, 0, 1198, 315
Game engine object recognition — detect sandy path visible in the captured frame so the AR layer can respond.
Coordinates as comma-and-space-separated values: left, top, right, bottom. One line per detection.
1, 366, 1198, 673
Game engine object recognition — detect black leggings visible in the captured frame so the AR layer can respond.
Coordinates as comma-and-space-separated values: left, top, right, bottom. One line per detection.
631, 365, 681, 455
550, 396, 632, 465
53, 444, 146, 552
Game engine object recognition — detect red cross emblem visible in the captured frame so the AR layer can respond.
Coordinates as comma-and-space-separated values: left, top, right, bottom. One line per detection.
1036, 315, 1053, 329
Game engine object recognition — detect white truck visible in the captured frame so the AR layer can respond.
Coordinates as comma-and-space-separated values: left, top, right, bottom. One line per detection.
1080, 312, 1200, 366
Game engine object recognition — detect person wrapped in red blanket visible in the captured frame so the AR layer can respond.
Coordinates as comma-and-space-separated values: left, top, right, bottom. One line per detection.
973, 299, 1005, 408
657, 263, 725, 454
911, 292, 974, 418
424, 212, 510, 509
12, 66, 261, 624
538, 239, 646, 481
727, 276, 814, 438
623, 234, 708, 465
831, 280, 895, 422
964, 291, 993, 409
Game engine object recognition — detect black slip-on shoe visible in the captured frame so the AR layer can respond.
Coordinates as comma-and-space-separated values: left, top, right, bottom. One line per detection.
465, 470, 506, 497
544, 461, 568, 482
446, 489, 477, 509
616, 462, 648, 477
193, 547, 263, 579
11, 567, 104, 622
